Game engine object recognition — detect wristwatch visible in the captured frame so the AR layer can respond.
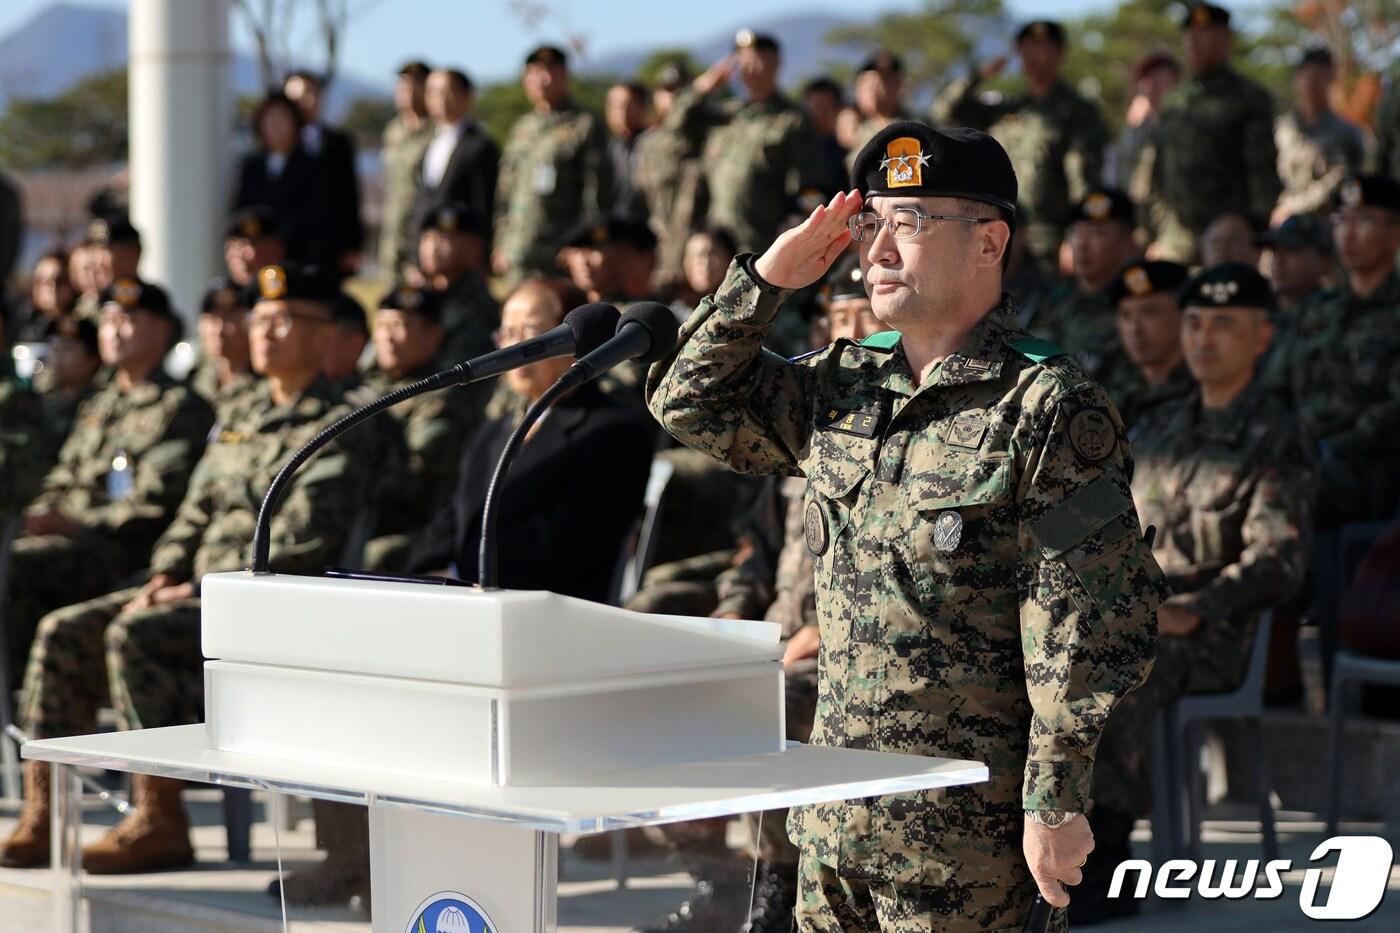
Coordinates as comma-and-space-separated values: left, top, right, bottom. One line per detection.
1025, 809, 1079, 828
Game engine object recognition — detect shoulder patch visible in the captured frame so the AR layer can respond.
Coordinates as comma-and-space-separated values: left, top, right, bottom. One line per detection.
1067, 406, 1115, 462
1011, 336, 1066, 363
860, 330, 901, 350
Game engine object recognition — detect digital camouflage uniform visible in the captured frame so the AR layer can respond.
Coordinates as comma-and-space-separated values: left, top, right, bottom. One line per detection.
5, 373, 213, 682
1028, 283, 1134, 393
378, 114, 435, 276
1273, 110, 1366, 219
359, 362, 480, 572
17, 379, 372, 740
1371, 73, 1400, 179
634, 118, 706, 295
40, 382, 99, 450
494, 102, 615, 280
1092, 382, 1316, 816
0, 374, 50, 517
1108, 362, 1195, 436
434, 271, 501, 369
1145, 65, 1280, 261
668, 88, 823, 254
1283, 270, 1400, 525
647, 259, 1165, 932
187, 359, 260, 424
936, 80, 1109, 263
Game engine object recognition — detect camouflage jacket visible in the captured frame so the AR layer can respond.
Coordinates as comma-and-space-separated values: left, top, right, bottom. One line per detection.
634, 122, 706, 293
27, 371, 213, 544
1131, 382, 1316, 682
1, 376, 51, 516
188, 358, 261, 424
647, 259, 1164, 885
937, 78, 1109, 259
1285, 271, 1400, 459
494, 102, 614, 277
1147, 65, 1280, 259
379, 114, 435, 274
1274, 110, 1366, 219
1110, 362, 1195, 435
713, 475, 818, 637
1028, 281, 1133, 392
669, 89, 822, 254
148, 379, 369, 583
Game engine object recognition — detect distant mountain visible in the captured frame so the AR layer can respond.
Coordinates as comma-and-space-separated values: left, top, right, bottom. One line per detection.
0, 1, 387, 115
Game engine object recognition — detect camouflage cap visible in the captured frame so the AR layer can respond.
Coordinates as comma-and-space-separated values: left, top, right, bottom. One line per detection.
1108, 260, 1189, 306
85, 214, 141, 248
1254, 214, 1333, 254
1068, 188, 1135, 226
561, 215, 658, 252
378, 284, 444, 322
734, 29, 780, 53
1016, 20, 1066, 45
524, 45, 568, 68
417, 201, 489, 237
253, 263, 341, 305
1180, 262, 1274, 313
850, 121, 1017, 214
225, 205, 280, 241
819, 252, 867, 304
1334, 174, 1400, 214
1182, 2, 1230, 30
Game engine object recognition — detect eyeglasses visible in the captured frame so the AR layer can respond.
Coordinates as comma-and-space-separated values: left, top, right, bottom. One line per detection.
847, 208, 991, 242
245, 309, 329, 338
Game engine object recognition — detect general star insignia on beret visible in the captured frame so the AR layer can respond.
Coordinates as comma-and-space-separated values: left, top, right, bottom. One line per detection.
1084, 192, 1112, 220
259, 265, 288, 300
112, 277, 141, 306
879, 137, 932, 188
1200, 280, 1239, 304
1124, 265, 1152, 296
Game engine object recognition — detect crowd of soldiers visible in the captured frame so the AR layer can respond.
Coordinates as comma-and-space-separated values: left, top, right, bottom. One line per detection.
2, 0, 1400, 929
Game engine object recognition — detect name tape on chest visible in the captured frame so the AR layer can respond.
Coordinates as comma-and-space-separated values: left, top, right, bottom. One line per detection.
819, 406, 880, 439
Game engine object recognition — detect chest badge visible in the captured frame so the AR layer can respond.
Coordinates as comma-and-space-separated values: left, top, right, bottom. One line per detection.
933, 511, 963, 552
945, 414, 988, 451
820, 407, 879, 439
805, 501, 830, 556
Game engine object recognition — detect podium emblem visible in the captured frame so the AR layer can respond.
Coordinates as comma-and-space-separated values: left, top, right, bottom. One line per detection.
406, 892, 498, 933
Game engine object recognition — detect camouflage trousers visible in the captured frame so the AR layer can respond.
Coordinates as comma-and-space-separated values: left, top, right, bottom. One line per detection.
18, 585, 204, 739
796, 849, 1067, 933
3, 533, 151, 685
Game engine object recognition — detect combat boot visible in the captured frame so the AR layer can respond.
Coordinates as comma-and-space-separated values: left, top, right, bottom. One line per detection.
267, 799, 371, 912
740, 861, 797, 933
0, 760, 51, 868
82, 774, 194, 874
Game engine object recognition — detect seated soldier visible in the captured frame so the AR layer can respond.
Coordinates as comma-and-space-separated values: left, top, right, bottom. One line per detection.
1254, 214, 1333, 392
222, 205, 287, 287
1199, 209, 1262, 268
1031, 188, 1141, 388
322, 291, 372, 393
558, 215, 660, 306
39, 316, 102, 445
2, 279, 213, 693
1105, 260, 1194, 431
1077, 263, 1317, 924
187, 278, 259, 420
0, 263, 375, 872
418, 201, 500, 367
1, 313, 50, 518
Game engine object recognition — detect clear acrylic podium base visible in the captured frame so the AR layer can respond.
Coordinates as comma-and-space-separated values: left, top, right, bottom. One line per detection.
25, 725, 987, 932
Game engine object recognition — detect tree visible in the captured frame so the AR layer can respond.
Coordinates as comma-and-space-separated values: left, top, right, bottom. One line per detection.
232, 0, 376, 90
825, 0, 1008, 94
0, 69, 128, 169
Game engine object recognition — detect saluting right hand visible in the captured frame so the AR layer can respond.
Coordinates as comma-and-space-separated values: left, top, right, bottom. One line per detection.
693, 56, 735, 96
754, 190, 863, 291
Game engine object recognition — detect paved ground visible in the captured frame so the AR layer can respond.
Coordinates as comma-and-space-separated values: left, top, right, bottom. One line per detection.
2, 788, 1397, 930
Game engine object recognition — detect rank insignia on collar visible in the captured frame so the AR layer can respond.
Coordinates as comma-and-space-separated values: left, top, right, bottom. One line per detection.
820, 406, 879, 438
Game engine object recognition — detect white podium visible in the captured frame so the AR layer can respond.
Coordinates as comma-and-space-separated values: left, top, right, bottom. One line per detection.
23, 572, 988, 932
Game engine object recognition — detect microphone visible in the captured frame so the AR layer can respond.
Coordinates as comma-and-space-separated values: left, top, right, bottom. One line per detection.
476, 303, 680, 589
247, 302, 620, 574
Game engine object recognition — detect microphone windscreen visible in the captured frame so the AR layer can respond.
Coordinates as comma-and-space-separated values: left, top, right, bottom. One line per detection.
618, 301, 681, 364
565, 302, 621, 355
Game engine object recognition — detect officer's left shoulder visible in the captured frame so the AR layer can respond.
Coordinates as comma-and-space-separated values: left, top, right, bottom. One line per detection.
1003, 334, 1117, 419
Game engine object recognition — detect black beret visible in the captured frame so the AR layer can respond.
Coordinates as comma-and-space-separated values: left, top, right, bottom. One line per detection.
253, 263, 341, 305
43, 315, 99, 357
1108, 260, 1190, 306
330, 292, 368, 334
851, 121, 1017, 214
100, 276, 172, 318
1335, 174, 1400, 214
858, 51, 903, 76
1182, 3, 1231, 29
225, 205, 280, 241
1180, 262, 1274, 312
201, 277, 248, 313
734, 29, 779, 53
398, 60, 431, 79
525, 45, 568, 68
1016, 21, 1066, 45
1255, 214, 1332, 253
820, 252, 868, 304
417, 201, 490, 237
378, 284, 444, 322
562, 215, 658, 252
1068, 188, 1135, 226
85, 215, 140, 247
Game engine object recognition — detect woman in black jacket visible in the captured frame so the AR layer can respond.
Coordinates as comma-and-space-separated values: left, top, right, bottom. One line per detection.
410, 279, 655, 602
232, 92, 331, 269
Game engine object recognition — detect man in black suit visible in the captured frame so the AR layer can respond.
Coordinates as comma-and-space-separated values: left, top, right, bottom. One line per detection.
409, 278, 654, 602
283, 70, 365, 273
413, 68, 500, 247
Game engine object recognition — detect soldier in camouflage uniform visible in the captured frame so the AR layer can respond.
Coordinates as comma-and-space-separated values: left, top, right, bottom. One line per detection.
360, 286, 479, 572
420, 202, 502, 368
187, 279, 259, 422
1143, 3, 1280, 262
846, 53, 915, 174
1255, 214, 1334, 392
37, 316, 102, 447
1105, 260, 1194, 431
1283, 174, 1400, 526
634, 62, 706, 297
935, 21, 1110, 267
0, 314, 51, 518
1273, 49, 1366, 224
667, 31, 825, 255
647, 121, 1164, 932
0, 264, 375, 875
1030, 189, 1140, 391
1080, 263, 1315, 923
492, 46, 614, 283
2, 279, 212, 690
378, 61, 434, 277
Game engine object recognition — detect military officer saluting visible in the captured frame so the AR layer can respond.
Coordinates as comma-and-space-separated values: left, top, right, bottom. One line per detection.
648, 121, 1164, 931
